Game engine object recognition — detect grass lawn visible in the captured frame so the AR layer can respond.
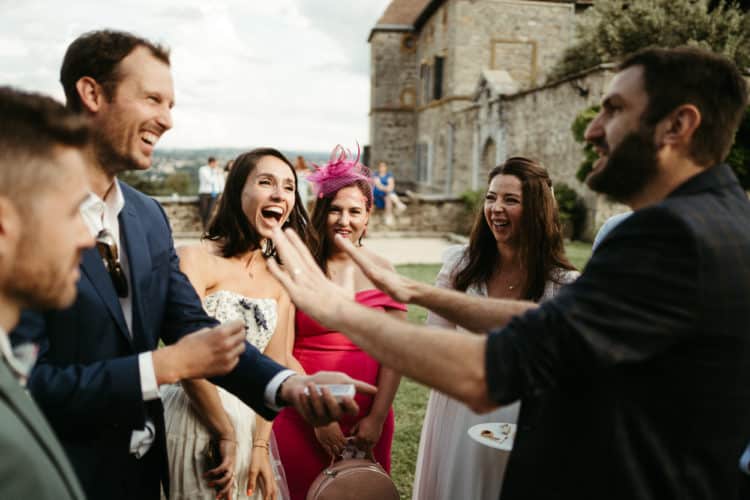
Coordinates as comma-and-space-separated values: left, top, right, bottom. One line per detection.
390, 241, 591, 498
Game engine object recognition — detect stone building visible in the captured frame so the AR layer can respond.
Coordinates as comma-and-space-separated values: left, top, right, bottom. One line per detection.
368, 0, 626, 238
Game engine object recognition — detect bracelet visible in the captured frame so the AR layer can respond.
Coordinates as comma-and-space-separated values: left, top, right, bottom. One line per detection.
219, 437, 237, 444
252, 441, 270, 453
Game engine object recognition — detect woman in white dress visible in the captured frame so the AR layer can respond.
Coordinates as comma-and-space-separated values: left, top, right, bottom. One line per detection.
162, 148, 310, 500
412, 157, 580, 500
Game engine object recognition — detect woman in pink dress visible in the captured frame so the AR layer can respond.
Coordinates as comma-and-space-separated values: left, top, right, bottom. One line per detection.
273, 148, 406, 500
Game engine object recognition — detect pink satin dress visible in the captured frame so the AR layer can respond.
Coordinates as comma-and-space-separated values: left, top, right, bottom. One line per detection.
273, 289, 407, 500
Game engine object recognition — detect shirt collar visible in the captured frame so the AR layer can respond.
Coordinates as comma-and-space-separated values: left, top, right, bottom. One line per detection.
81, 179, 125, 236
0, 330, 31, 384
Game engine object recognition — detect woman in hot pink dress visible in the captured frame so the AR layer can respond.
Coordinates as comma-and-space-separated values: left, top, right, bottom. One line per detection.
273, 148, 406, 500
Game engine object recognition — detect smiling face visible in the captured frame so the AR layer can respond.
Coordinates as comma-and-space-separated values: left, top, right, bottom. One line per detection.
326, 185, 370, 245
484, 174, 523, 246
9, 147, 94, 308
240, 155, 296, 239
584, 65, 661, 202
92, 46, 174, 174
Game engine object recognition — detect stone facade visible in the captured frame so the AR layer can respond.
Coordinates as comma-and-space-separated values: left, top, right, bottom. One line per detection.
369, 0, 624, 239
369, 30, 419, 186
370, 0, 580, 191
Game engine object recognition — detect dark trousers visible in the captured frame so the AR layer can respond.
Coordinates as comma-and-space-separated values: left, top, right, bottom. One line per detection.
120, 444, 163, 500
198, 193, 217, 230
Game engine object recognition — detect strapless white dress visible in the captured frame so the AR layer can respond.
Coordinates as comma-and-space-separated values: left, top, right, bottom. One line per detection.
161, 291, 289, 499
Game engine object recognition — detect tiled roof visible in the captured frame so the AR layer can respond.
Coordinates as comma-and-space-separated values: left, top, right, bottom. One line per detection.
375, 0, 432, 26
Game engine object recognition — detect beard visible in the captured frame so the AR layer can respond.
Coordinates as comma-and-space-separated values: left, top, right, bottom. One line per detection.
586, 126, 660, 204
7, 230, 78, 310
93, 121, 145, 176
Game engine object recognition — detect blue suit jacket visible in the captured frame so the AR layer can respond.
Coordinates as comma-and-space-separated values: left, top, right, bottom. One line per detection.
11, 181, 285, 498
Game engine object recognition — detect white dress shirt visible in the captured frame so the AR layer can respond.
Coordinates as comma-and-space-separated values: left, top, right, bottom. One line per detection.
198, 165, 225, 196
81, 182, 158, 458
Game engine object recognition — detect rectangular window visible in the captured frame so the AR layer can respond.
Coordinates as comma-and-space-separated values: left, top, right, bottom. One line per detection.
433, 56, 444, 100
416, 142, 430, 183
420, 64, 432, 105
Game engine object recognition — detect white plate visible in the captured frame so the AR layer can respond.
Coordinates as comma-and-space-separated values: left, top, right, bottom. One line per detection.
467, 422, 516, 451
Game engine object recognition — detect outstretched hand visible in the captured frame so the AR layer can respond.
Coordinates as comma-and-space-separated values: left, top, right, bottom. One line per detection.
279, 371, 377, 427
266, 227, 352, 326
332, 234, 418, 304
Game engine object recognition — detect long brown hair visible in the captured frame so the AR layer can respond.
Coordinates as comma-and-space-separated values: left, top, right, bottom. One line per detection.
205, 148, 310, 258
453, 157, 575, 301
308, 179, 373, 275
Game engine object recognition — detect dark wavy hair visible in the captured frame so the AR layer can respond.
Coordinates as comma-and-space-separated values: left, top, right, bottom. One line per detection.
453, 157, 575, 301
308, 178, 373, 275
205, 148, 310, 258
60, 30, 170, 112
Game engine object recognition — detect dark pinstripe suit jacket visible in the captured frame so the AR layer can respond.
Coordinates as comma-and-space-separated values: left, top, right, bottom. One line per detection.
487, 164, 750, 500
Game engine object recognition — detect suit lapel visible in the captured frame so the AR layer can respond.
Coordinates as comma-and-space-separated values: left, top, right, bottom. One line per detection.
80, 248, 131, 346
0, 360, 84, 499
119, 187, 151, 347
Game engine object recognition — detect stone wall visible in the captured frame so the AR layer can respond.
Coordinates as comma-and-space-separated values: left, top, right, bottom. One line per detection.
451, 0, 575, 94
155, 195, 475, 237
499, 67, 618, 238
444, 66, 625, 239
155, 196, 203, 236
369, 30, 418, 185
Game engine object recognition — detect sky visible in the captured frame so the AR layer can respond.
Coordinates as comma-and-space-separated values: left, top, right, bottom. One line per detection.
0, 0, 392, 152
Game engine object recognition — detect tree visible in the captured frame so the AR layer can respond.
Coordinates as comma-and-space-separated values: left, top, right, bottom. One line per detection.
550, 0, 750, 80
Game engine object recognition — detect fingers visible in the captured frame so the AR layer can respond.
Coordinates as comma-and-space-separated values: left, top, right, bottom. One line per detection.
207, 465, 233, 498
206, 461, 229, 479
308, 383, 338, 422
352, 380, 378, 396
333, 234, 378, 278
283, 228, 322, 274
215, 474, 233, 499
341, 265, 356, 297
270, 227, 305, 277
247, 465, 257, 497
258, 466, 276, 500
338, 396, 360, 416
266, 257, 292, 289
320, 386, 343, 421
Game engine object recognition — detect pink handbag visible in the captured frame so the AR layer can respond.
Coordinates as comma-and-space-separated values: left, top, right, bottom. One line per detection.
306, 442, 399, 500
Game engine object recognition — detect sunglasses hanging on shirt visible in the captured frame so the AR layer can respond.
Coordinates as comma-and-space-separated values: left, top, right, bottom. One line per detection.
95, 229, 129, 298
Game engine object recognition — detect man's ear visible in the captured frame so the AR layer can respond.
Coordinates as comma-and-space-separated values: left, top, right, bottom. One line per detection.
0, 196, 22, 270
75, 76, 106, 114
657, 104, 702, 150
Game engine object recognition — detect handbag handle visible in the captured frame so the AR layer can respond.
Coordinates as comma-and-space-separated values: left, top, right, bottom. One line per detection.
327, 437, 377, 469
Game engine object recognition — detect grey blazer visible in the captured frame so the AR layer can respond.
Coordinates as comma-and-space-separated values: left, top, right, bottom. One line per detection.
0, 358, 85, 499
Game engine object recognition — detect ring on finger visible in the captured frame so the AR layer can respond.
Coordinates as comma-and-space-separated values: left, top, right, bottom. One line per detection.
292, 268, 302, 276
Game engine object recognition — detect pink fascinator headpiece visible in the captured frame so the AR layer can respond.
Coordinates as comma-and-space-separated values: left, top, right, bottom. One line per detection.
307, 145, 372, 199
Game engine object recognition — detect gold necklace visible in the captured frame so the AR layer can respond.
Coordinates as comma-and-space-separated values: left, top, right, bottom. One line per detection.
244, 250, 261, 279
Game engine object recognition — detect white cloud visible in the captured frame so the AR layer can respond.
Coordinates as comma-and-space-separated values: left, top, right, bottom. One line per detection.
0, 0, 392, 151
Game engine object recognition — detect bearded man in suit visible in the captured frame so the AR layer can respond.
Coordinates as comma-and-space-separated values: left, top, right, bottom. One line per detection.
267, 46, 750, 500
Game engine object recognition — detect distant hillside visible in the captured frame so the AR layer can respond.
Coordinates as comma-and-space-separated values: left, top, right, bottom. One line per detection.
121, 148, 332, 196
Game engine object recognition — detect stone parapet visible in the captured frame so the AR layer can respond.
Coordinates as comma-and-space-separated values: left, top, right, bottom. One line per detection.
153, 194, 475, 237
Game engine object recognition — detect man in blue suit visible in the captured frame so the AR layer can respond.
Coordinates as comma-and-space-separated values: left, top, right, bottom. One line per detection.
11, 30, 371, 500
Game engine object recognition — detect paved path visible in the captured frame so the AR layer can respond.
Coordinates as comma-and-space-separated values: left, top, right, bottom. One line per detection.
174, 234, 459, 265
